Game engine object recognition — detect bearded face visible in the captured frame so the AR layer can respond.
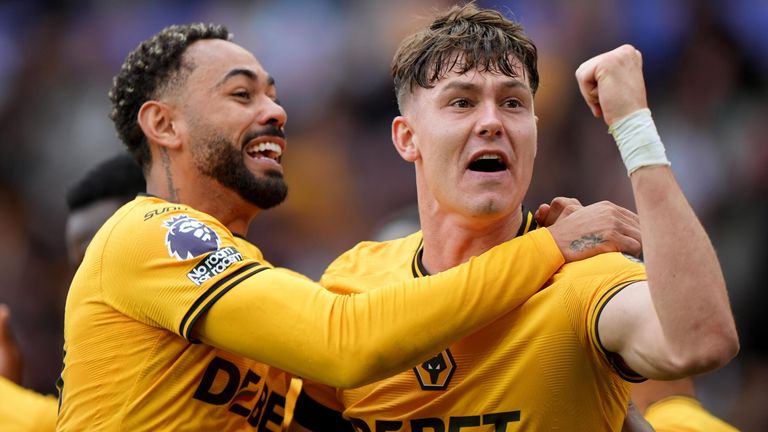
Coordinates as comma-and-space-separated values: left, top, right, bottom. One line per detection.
191, 123, 288, 210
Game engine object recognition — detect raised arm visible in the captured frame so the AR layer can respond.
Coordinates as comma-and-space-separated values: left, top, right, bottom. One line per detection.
576, 45, 739, 379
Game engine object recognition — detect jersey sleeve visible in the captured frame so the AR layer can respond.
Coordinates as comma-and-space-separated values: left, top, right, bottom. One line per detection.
644, 396, 739, 432
0, 376, 58, 431
196, 227, 566, 388
99, 207, 271, 341
567, 253, 647, 381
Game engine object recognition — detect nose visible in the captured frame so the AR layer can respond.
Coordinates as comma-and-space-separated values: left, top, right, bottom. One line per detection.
260, 96, 287, 129
475, 103, 503, 138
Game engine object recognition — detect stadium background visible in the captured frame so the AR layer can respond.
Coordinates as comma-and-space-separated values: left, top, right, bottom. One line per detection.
0, 0, 765, 428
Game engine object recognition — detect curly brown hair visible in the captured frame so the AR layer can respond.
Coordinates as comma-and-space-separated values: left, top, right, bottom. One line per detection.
391, 3, 539, 111
109, 23, 231, 168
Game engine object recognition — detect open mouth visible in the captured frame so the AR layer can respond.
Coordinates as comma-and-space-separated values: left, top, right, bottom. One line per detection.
468, 154, 507, 172
245, 141, 282, 164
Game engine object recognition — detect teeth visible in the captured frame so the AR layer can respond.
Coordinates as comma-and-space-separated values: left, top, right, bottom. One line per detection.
476, 154, 501, 161
246, 141, 282, 157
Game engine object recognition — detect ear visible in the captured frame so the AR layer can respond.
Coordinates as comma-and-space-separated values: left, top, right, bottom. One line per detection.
137, 101, 183, 150
391, 115, 419, 162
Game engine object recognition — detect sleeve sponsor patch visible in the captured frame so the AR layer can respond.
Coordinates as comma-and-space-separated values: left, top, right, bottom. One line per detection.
187, 247, 244, 286
163, 214, 221, 260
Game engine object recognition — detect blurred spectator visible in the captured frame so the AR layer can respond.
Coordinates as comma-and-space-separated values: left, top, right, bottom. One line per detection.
0, 0, 765, 428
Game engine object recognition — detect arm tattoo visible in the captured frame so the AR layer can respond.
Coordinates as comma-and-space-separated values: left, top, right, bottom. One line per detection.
160, 148, 178, 202
570, 233, 605, 252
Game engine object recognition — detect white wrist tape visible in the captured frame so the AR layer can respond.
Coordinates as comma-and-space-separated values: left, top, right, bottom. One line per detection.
608, 108, 671, 175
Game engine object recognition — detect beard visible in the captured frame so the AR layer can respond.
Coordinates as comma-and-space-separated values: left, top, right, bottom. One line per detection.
192, 127, 288, 210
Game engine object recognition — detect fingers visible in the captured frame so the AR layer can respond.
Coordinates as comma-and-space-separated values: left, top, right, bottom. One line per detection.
542, 197, 582, 227
575, 45, 648, 126
590, 201, 642, 256
534, 204, 550, 226
546, 199, 643, 262
574, 57, 601, 118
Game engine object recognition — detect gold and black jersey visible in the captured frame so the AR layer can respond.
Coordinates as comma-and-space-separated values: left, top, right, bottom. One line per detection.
0, 376, 57, 431
299, 211, 647, 431
645, 396, 739, 432
57, 198, 566, 431
58, 196, 292, 431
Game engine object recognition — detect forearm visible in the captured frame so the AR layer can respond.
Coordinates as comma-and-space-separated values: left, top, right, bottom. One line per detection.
631, 166, 738, 372
197, 229, 563, 388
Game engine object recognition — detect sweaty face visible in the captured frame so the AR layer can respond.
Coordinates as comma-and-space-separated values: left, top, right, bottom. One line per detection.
402, 62, 537, 221
179, 39, 289, 210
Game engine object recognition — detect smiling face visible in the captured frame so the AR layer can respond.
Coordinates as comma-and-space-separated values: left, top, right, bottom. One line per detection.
175, 39, 288, 209
394, 59, 537, 221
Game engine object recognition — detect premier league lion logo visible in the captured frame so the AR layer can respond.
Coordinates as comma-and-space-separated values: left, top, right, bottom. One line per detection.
162, 214, 221, 261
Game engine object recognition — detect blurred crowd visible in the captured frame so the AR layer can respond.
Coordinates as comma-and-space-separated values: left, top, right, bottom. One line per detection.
0, 0, 765, 428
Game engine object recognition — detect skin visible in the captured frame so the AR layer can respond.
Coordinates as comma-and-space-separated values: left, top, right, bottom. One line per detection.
138, 39, 286, 236
396, 45, 737, 381
579, 45, 738, 379
392, 60, 642, 273
393, 68, 537, 273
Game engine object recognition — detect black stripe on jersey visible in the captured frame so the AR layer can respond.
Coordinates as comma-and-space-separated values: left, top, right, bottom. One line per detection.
411, 209, 536, 278
293, 390, 355, 431
517, 207, 536, 237
179, 262, 263, 340
411, 238, 427, 278
593, 280, 647, 383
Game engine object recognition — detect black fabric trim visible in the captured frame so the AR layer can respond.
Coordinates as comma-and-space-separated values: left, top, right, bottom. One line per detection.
594, 280, 647, 383
293, 390, 355, 431
414, 208, 536, 278
516, 206, 531, 237
184, 265, 269, 342
179, 262, 262, 338
528, 210, 539, 231
414, 244, 429, 277
411, 238, 426, 278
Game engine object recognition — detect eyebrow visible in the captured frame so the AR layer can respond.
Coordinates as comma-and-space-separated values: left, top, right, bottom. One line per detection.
439, 78, 529, 93
215, 68, 276, 88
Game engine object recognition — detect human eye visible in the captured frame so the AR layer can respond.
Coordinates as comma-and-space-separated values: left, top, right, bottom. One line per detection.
450, 98, 472, 108
503, 98, 522, 109
232, 89, 252, 100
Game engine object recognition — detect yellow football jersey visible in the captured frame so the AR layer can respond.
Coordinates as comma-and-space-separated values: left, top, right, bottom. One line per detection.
57, 196, 293, 430
0, 376, 57, 431
299, 216, 646, 431
644, 396, 740, 432
58, 197, 565, 431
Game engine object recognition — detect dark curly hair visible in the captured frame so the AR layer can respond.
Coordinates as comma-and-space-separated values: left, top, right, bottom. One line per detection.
392, 3, 538, 111
109, 23, 231, 168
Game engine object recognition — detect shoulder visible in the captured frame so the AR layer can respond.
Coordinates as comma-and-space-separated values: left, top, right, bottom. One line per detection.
99, 195, 236, 264
320, 231, 422, 293
555, 252, 645, 282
